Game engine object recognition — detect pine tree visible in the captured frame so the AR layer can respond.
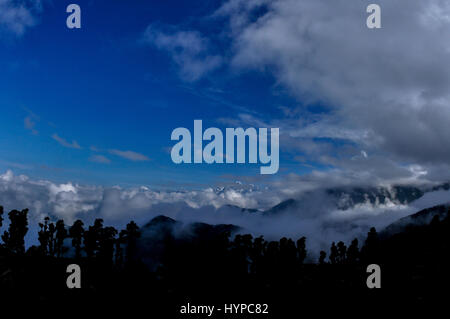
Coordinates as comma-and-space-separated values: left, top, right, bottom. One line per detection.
329, 242, 338, 264
124, 221, 140, 264
347, 238, 359, 264
337, 241, 347, 264
55, 220, 67, 257
319, 251, 327, 264
296, 237, 307, 264
361, 227, 379, 263
69, 220, 84, 259
1, 209, 29, 254
38, 217, 50, 255
0, 206, 3, 230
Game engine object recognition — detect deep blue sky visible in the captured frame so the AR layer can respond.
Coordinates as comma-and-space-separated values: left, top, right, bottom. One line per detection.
0, 0, 327, 188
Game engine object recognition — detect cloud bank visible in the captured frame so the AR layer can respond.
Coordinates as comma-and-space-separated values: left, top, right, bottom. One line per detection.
215, 0, 450, 168
141, 0, 450, 186
1, 169, 450, 254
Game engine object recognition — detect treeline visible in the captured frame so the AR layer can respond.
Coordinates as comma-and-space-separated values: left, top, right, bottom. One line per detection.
1, 205, 450, 314
0, 207, 141, 266
0, 205, 381, 266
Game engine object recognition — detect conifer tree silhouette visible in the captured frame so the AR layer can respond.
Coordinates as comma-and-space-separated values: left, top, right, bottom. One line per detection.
346, 238, 359, 264
55, 219, 67, 257
0, 206, 3, 249
319, 250, 327, 264
123, 221, 140, 264
98, 226, 118, 263
38, 217, 50, 255
0, 206, 3, 230
48, 221, 56, 256
279, 237, 297, 277
69, 220, 84, 259
361, 227, 379, 263
84, 218, 104, 259
115, 229, 127, 266
1, 209, 28, 254
337, 241, 347, 264
296, 237, 307, 264
329, 242, 338, 264
250, 236, 266, 275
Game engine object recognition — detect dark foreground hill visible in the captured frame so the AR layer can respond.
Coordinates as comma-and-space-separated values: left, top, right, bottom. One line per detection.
0, 204, 449, 315
138, 215, 239, 269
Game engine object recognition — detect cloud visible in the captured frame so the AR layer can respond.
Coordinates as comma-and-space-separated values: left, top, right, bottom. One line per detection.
213, 0, 450, 169
0, 0, 42, 37
0, 170, 274, 225
52, 133, 82, 149
1, 169, 450, 254
24, 114, 38, 135
89, 155, 111, 164
0, 170, 100, 225
109, 149, 150, 162
141, 25, 222, 81
22, 107, 39, 135
0, 160, 31, 170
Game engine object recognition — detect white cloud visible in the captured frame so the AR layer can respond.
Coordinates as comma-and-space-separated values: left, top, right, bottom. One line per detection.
52, 133, 82, 149
214, 0, 450, 168
0, 170, 100, 224
0, 169, 266, 252
24, 114, 38, 135
89, 155, 111, 164
0, 170, 273, 225
24, 117, 36, 133
109, 149, 149, 162
1, 169, 450, 253
0, 0, 42, 37
141, 25, 223, 81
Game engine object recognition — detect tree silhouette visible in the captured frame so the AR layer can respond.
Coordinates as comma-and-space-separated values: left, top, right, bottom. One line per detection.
337, 241, 347, 264
250, 235, 266, 276
48, 221, 56, 256
346, 238, 359, 264
265, 240, 280, 278
361, 227, 379, 263
319, 250, 327, 264
122, 221, 140, 264
296, 236, 307, 264
115, 229, 127, 266
231, 234, 252, 276
84, 218, 104, 259
0, 205, 3, 230
69, 220, 84, 259
1, 209, 28, 254
38, 217, 50, 255
55, 220, 67, 257
98, 226, 118, 263
0, 206, 3, 249
279, 237, 297, 277
329, 242, 338, 264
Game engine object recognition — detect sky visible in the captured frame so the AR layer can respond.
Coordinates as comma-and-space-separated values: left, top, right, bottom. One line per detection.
1, 0, 450, 241
0, 0, 303, 188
